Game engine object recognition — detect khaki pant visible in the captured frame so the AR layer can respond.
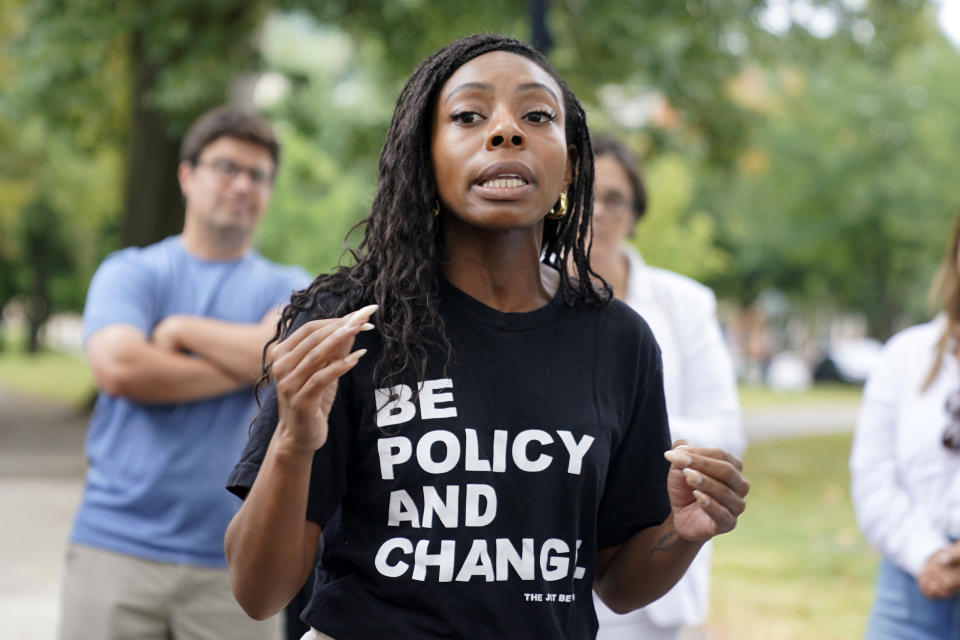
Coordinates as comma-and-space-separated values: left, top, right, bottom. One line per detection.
58, 543, 281, 640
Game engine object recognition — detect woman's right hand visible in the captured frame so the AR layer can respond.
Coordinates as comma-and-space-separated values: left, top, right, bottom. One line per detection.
918, 542, 960, 599
267, 305, 377, 454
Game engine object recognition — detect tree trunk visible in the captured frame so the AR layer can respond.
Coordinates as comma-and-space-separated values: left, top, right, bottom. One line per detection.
121, 30, 184, 249
23, 200, 54, 354
26, 292, 47, 354
529, 0, 553, 55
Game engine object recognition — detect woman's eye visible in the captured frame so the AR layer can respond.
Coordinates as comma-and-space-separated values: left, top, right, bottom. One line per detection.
451, 111, 482, 124
526, 111, 556, 124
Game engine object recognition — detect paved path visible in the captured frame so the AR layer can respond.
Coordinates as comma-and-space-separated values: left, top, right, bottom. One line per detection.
0, 386, 86, 640
0, 385, 860, 639
743, 402, 860, 443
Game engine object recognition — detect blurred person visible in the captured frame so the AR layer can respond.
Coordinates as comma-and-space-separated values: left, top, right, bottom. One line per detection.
223, 34, 749, 640
851, 213, 960, 639
58, 106, 311, 640
587, 134, 744, 640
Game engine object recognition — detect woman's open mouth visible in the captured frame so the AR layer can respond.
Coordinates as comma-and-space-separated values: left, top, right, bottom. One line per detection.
473, 162, 536, 200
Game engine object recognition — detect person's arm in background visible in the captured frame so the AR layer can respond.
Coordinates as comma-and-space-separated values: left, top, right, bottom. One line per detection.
87, 324, 246, 404
664, 280, 745, 456
82, 250, 252, 405
151, 307, 282, 384
850, 336, 951, 580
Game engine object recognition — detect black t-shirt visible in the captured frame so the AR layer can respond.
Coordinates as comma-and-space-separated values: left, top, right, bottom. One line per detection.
227, 279, 671, 640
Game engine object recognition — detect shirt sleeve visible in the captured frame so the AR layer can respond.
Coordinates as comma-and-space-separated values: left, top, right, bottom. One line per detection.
664, 287, 745, 456
849, 336, 950, 576
225, 377, 353, 526
82, 250, 157, 343
597, 324, 672, 548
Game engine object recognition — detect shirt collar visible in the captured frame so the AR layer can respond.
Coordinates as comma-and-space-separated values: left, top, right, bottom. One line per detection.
622, 243, 656, 304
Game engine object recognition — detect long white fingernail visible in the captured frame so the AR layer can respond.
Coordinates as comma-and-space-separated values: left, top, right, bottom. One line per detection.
683, 468, 703, 486
664, 450, 693, 467
693, 489, 711, 507
355, 304, 379, 319
344, 348, 367, 363
358, 322, 375, 332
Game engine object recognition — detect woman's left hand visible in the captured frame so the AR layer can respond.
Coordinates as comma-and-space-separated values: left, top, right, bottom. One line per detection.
664, 442, 749, 541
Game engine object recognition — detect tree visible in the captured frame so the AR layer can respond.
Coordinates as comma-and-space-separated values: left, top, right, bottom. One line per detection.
701, 18, 960, 338
15, 1, 273, 248
1, 0, 124, 350
6, 0, 954, 349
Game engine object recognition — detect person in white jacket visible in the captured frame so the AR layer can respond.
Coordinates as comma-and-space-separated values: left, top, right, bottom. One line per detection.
589, 135, 745, 640
850, 214, 960, 639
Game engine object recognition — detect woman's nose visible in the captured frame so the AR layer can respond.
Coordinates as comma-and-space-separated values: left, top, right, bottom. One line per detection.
485, 113, 525, 150
593, 197, 607, 218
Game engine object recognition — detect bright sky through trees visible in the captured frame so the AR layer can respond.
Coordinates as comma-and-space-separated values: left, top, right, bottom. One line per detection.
938, 0, 960, 46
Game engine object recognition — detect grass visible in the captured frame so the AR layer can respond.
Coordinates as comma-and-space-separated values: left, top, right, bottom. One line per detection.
708, 432, 879, 639
0, 347, 94, 409
738, 383, 863, 409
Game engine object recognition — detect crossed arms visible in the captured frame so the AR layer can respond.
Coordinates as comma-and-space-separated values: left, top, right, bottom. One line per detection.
86, 310, 281, 404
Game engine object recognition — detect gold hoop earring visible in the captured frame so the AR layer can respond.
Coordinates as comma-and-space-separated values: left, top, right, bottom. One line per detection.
432, 200, 440, 217
546, 192, 568, 220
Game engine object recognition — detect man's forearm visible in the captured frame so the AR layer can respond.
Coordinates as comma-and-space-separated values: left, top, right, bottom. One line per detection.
89, 324, 248, 404
106, 347, 246, 404
594, 514, 704, 614
158, 314, 278, 383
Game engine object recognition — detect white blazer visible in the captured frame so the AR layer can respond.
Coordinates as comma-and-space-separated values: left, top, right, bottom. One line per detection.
850, 315, 960, 577
595, 246, 744, 637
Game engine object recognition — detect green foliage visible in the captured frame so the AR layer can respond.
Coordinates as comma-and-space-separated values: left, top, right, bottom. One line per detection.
703, 23, 960, 336
16, 0, 272, 135
0, 1, 125, 320
256, 123, 374, 273
250, 12, 389, 273
3, 0, 276, 333
296, 0, 775, 165
6, 0, 960, 346
630, 153, 730, 282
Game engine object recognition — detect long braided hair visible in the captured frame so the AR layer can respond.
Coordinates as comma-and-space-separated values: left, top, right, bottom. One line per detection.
265, 34, 608, 392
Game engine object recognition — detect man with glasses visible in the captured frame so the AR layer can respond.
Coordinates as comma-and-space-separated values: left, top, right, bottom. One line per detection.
58, 106, 311, 640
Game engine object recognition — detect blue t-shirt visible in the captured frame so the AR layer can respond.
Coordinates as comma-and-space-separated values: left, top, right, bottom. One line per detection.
72, 235, 311, 567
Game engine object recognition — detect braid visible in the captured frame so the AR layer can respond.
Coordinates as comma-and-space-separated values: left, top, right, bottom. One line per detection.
261, 34, 609, 395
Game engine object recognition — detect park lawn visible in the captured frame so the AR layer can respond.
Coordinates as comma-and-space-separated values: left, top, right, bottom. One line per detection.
707, 432, 879, 640
738, 382, 863, 409
0, 349, 94, 408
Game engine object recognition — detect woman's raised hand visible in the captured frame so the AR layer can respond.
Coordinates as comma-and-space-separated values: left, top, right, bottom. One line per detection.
663, 442, 749, 541
267, 305, 377, 454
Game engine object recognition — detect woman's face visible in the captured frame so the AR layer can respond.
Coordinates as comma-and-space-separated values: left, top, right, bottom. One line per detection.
591, 154, 637, 259
430, 51, 573, 230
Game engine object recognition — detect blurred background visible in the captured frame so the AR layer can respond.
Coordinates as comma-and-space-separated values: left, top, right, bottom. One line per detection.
3, 0, 960, 638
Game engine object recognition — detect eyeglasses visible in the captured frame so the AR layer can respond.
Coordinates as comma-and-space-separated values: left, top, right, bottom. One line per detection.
196, 159, 272, 187
943, 389, 960, 451
593, 190, 632, 216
